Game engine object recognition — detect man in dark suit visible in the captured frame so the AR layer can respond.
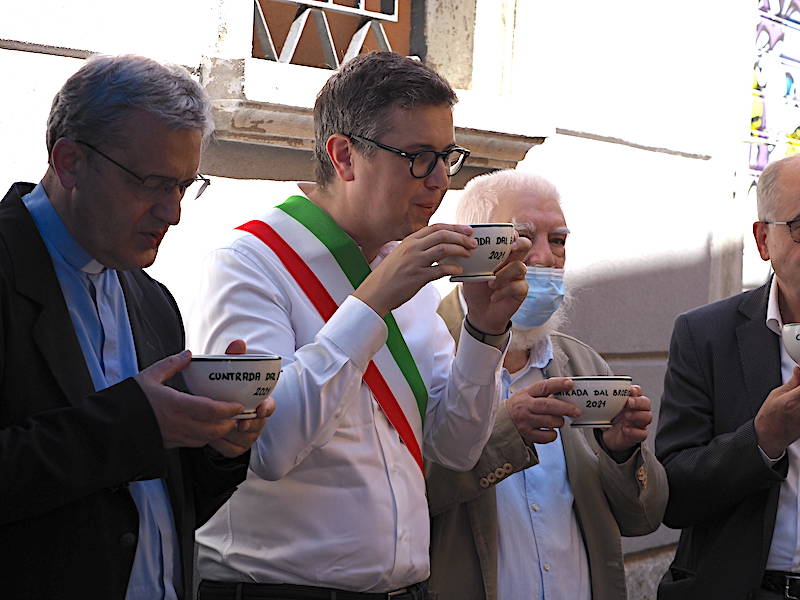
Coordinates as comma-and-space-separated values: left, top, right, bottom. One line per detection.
657, 154, 800, 599
0, 54, 273, 599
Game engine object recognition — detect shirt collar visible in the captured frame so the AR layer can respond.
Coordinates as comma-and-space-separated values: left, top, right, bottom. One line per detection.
500, 336, 554, 389
766, 275, 784, 336
457, 284, 467, 315
22, 183, 105, 274
527, 336, 554, 369
294, 182, 397, 265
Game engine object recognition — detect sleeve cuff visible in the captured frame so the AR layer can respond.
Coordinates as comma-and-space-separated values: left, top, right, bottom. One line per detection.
454, 322, 506, 385
317, 294, 388, 371
594, 429, 640, 464
758, 443, 785, 467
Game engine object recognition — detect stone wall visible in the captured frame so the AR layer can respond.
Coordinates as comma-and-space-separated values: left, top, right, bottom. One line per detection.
626, 545, 677, 600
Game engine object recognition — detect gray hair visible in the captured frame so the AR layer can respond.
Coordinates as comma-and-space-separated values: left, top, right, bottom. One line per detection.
313, 51, 458, 187
46, 54, 213, 156
756, 155, 800, 221
455, 169, 561, 224
756, 157, 793, 221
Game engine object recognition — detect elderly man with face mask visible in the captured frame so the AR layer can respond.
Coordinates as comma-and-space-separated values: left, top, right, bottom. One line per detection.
427, 169, 668, 600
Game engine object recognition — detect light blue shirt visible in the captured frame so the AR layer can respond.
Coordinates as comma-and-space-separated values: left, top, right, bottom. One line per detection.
23, 184, 181, 600
496, 337, 591, 600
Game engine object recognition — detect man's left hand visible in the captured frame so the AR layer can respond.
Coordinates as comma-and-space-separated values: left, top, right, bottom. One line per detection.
208, 398, 276, 458
461, 235, 531, 334
602, 385, 652, 454
208, 338, 277, 458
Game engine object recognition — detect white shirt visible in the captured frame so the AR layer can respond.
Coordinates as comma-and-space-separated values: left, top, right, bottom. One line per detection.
496, 338, 591, 600
764, 275, 800, 571
189, 202, 505, 592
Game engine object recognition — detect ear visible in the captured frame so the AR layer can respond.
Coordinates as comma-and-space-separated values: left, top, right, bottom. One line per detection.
326, 134, 356, 182
754, 220, 771, 261
50, 138, 85, 190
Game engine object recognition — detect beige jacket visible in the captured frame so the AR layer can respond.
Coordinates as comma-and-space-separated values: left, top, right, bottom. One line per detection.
427, 289, 668, 600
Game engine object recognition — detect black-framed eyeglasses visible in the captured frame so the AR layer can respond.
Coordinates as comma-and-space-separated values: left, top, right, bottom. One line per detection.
762, 218, 800, 243
344, 133, 470, 179
75, 140, 211, 200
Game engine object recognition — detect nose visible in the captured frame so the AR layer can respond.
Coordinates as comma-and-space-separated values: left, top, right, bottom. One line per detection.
424, 155, 450, 190
526, 234, 556, 268
152, 189, 182, 226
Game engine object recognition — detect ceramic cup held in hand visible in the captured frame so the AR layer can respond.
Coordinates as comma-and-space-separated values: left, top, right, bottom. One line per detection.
440, 223, 515, 282
555, 376, 632, 428
782, 323, 800, 364
183, 354, 281, 419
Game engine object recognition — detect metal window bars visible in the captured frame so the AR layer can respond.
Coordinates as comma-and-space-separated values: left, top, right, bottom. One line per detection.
254, 0, 397, 69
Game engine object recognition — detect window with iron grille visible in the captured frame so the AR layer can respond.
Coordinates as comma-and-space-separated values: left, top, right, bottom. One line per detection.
253, 0, 412, 69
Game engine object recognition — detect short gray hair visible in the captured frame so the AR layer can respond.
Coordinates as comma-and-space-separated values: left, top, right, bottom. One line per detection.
46, 54, 213, 156
313, 51, 457, 187
756, 155, 800, 220
455, 169, 561, 224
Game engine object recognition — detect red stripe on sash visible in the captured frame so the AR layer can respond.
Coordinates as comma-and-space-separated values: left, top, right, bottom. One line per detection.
237, 220, 424, 471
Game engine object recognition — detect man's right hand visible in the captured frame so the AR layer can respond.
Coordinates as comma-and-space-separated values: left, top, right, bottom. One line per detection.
506, 377, 580, 445
134, 350, 243, 449
755, 365, 800, 459
353, 224, 476, 317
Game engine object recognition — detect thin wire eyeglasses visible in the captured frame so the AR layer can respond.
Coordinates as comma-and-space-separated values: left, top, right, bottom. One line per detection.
761, 218, 800, 243
75, 140, 211, 200
344, 133, 471, 179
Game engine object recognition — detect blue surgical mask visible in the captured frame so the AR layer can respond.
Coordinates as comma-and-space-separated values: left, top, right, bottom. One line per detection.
511, 266, 566, 328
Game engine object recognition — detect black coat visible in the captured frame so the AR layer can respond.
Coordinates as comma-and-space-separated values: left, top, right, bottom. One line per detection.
656, 281, 786, 599
0, 182, 249, 599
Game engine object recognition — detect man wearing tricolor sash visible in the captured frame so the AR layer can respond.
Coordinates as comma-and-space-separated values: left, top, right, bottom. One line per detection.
189, 52, 531, 600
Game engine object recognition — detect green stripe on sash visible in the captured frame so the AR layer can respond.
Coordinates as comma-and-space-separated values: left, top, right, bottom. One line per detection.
278, 195, 429, 423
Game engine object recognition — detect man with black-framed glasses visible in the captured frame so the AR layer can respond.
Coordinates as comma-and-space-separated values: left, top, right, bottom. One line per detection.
0, 54, 272, 599
190, 51, 530, 600
343, 133, 470, 180
657, 153, 800, 599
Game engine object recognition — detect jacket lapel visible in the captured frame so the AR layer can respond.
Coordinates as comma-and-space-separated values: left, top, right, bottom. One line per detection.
119, 270, 189, 577
0, 184, 94, 405
119, 271, 162, 369
736, 282, 781, 417
734, 281, 790, 568
436, 288, 465, 346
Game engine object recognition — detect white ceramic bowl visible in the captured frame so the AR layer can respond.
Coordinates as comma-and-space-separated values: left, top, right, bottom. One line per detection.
183, 354, 281, 419
441, 223, 515, 282
555, 376, 632, 428
783, 323, 800, 364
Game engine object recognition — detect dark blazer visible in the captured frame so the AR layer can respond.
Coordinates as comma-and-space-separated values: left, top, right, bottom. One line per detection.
656, 281, 786, 599
0, 183, 249, 599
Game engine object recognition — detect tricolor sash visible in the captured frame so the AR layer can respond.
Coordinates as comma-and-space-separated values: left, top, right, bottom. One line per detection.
236, 195, 429, 470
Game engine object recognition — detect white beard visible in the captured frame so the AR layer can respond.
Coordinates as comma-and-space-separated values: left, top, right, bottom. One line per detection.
509, 293, 572, 354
